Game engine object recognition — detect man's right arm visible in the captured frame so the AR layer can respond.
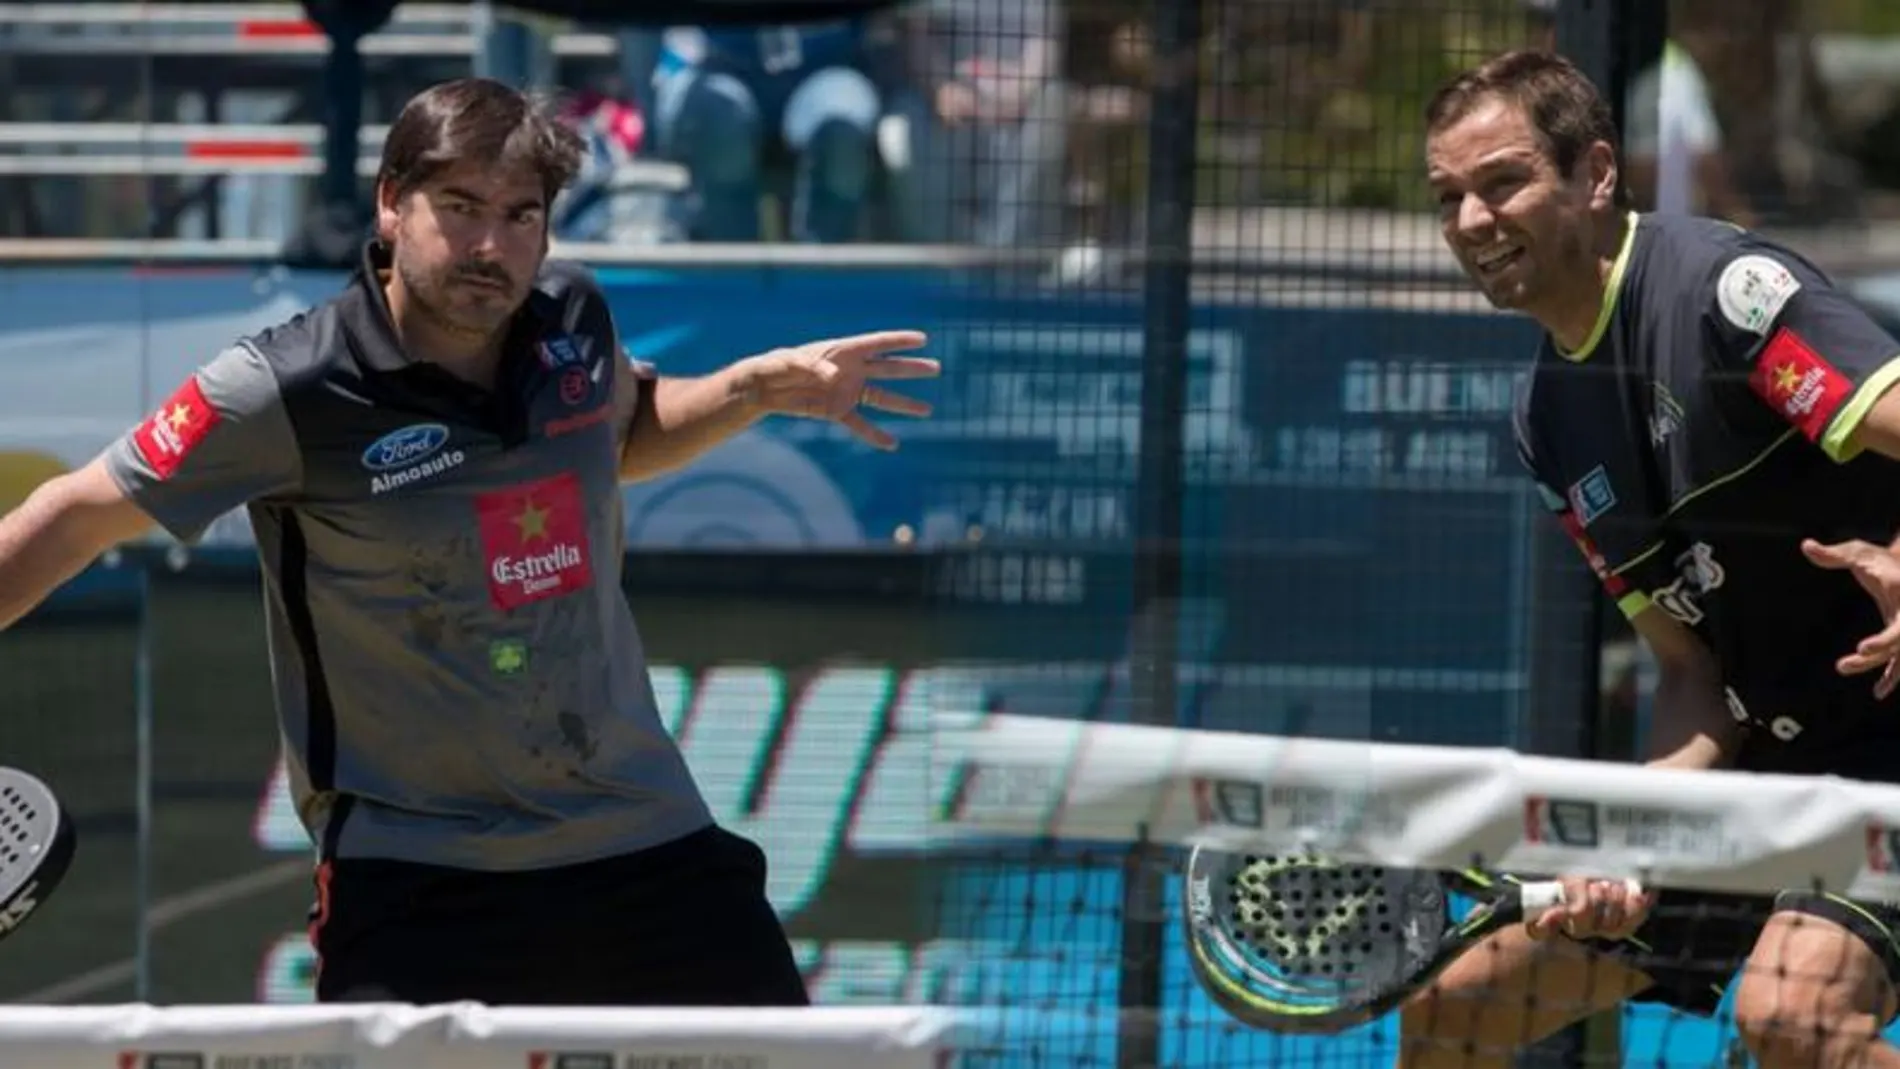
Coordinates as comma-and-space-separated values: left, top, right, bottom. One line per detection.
1511, 397, 1740, 771
0, 457, 153, 629
0, 343, 302, 632
1523, 604, 1738, 941
1627, 603, 1743, 770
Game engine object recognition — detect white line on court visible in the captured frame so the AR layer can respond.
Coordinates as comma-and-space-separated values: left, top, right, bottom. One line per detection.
15, 858, 311, 1004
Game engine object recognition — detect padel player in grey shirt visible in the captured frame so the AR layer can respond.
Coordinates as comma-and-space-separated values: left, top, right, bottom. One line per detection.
0, 78, 937, 1006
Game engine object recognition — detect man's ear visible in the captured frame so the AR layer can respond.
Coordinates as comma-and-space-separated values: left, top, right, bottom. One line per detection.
374, 179, 402, 241
1585, 140, 1620, 212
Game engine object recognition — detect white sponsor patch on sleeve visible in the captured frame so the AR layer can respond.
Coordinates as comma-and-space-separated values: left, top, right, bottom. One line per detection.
1716, 254, 1802, 335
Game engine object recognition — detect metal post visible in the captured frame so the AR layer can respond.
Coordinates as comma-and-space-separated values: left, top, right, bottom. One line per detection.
1518, 8, 1667, 1068
318, 30, 364, 211
300, 0, 398, 219
1115, 0, 1202, 1065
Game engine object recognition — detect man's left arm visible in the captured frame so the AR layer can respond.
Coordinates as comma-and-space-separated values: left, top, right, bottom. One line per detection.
566, 276, 766, 482
573, 273, 935, 481
1702, 248, 1900, 471
610, 352, 764, 483
1708, 249, 1900, 694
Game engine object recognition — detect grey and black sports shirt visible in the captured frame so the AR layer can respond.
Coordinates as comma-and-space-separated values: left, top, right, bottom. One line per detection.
104, 242, 712, 870
1514, 212, 1900, 776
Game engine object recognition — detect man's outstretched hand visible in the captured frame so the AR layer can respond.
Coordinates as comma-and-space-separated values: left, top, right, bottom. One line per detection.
740, 330, 939, 451
1802, 537, 1900, 699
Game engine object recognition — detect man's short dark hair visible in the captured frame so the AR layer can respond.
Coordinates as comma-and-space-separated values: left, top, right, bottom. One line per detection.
376, 78, 585, 210
1425, 50, 1631, 208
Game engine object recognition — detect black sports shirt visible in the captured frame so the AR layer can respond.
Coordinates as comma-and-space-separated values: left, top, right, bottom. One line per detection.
1514, 212, 1900, 777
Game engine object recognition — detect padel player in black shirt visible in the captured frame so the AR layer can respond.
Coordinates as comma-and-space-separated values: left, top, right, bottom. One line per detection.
1519, 212, 1900, 776
1401, 51, 1900, 1069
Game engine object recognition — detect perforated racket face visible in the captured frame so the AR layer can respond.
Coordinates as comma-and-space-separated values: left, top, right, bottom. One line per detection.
0, 768, 73, 937
1185, 847, 1448, 1014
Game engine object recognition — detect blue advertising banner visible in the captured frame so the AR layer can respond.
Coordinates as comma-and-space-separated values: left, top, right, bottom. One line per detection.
0, 259, 1550, 747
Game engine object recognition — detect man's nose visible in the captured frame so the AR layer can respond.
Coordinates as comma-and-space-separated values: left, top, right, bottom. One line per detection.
1454, 192, 1497, 240
467, 227, 503, 259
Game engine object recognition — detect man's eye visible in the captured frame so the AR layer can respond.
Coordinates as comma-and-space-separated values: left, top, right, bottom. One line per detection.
1485, 175, 1525, 199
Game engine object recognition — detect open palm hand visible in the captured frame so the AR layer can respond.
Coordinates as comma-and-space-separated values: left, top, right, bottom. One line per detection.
1803, 537, 1900, 698
742, 330, 939, 450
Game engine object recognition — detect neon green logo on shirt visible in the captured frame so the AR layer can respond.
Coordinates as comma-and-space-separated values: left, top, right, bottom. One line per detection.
489, 639, 528, 676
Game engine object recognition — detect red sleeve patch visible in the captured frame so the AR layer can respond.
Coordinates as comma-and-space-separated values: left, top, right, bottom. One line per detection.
131, 376, 221, 480
1747, 327, 1854, 442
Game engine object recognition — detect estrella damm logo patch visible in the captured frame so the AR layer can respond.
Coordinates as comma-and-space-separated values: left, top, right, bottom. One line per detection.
1748, 328, 1852, 442
476, 473, 594, 611
132, 376, 220, 480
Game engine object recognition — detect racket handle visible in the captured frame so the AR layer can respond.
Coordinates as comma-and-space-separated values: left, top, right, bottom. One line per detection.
1517, 878, 1646, 917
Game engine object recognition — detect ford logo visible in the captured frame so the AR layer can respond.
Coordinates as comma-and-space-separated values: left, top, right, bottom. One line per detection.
362, 423, 450, 472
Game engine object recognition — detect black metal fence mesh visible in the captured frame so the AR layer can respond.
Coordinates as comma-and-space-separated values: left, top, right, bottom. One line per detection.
6, 3, 1900, 1068
930, 2, 1568, 1067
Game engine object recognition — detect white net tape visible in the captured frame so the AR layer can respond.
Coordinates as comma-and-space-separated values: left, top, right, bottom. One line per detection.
0, 1004, 957, 1069
937, 714, 1900, 898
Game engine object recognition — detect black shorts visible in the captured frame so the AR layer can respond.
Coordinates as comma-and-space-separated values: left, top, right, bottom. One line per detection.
308, 825, 811, 1007
1585, 889, 1900, 1017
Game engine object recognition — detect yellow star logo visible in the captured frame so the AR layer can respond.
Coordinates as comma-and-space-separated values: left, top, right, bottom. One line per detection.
1773, 364, 1802, 394
165, 404, 194, 432
513, 499, 550, 542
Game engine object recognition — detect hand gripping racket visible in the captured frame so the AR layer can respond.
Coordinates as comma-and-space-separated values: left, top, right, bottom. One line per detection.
1182, 845, 1638, 1035
0, 768, 75, 940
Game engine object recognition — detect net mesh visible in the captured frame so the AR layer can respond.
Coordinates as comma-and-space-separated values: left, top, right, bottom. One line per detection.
0, 1003, 953, 1068
933, 0, 1560, 1066
928, 0, 1900, 1067
5, 3, 1900, 1069
939, 716, 1900, 1069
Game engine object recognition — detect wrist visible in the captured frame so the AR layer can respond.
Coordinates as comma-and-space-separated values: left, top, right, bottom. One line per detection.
722, 356, 770, 422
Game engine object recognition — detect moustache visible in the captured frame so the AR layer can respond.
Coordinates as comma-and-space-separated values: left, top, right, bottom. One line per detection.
451, 265, 513, 288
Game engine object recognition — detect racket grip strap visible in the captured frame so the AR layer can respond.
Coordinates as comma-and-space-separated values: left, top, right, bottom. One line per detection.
1518, 881, 1568, 914
1519, 877, 1646, 916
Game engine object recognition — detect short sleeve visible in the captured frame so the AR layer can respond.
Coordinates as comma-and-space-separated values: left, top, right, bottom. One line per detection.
1701, 248, 1900, 463
103, 344, 302, 543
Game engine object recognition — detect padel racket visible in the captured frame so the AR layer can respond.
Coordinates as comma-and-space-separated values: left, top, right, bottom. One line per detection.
1182, 845, 1635, 1035
0, 768, 75, 941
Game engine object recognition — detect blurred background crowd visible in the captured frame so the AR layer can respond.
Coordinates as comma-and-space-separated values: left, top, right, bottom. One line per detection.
6, 0, 1900, 274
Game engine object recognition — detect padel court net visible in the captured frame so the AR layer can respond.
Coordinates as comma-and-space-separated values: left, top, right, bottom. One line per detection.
18, 714, 1900, 1068
0, 1003, 953, 1068
936, 714, 1900, 1069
